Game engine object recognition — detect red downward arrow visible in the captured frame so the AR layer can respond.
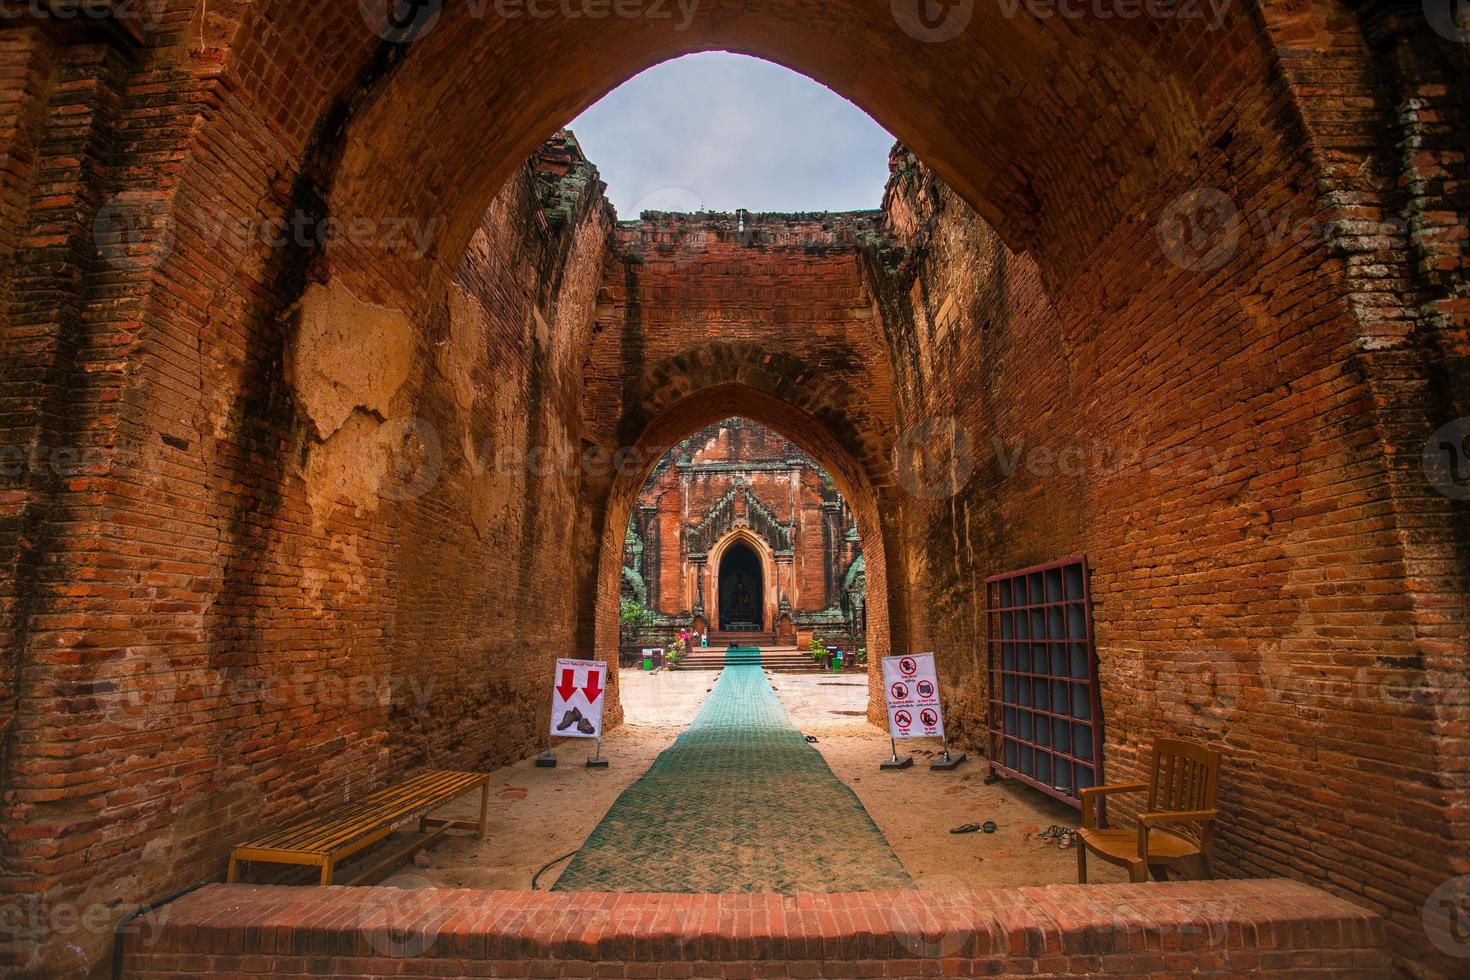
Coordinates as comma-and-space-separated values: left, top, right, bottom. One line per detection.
582, 670, 603, 703
555, 669, 578, 702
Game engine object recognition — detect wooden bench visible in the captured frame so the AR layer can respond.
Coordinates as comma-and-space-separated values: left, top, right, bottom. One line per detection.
227, 769, 489, 886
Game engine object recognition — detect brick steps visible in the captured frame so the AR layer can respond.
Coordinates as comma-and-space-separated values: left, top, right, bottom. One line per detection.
122, 879, 1391, 978
677, 645, 828, 673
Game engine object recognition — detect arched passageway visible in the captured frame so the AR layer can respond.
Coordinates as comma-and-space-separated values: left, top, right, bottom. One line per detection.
1, 4, 1466, 976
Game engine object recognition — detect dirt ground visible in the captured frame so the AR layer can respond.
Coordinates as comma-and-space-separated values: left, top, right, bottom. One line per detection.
369, 668, 1124, 890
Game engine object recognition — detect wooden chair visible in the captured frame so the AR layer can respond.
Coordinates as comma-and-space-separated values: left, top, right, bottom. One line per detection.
1077, 737, 1221, 884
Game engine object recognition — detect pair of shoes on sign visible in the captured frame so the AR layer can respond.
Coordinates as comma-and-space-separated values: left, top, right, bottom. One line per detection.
556, 707, 596, 735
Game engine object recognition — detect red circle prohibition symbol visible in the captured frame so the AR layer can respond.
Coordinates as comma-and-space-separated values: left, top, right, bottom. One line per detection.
890, 682, 909, 701
895, 709, 913, 728
920, 708, 938, 727
917, 680, 935, 699
899, 657, 917, 676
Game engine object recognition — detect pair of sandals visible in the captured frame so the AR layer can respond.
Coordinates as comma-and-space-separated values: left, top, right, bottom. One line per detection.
949, 821, 998, 835
1038, 824, 1077, 848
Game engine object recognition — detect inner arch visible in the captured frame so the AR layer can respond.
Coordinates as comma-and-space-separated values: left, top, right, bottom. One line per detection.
716, 539, 764, 632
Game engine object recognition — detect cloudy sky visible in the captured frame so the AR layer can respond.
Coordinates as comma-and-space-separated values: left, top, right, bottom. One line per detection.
568, 52, 895, 218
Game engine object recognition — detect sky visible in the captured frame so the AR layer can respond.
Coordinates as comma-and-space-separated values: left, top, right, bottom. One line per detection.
567, 52, 896, 218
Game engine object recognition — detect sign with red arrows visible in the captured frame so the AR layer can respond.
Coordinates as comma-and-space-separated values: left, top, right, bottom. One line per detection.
548, 658, 607, 740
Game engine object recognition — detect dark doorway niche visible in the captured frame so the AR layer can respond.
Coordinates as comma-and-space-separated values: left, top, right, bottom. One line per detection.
718, 542, 763, 631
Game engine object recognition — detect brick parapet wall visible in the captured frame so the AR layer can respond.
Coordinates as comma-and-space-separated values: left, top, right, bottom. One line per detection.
122, 879, 1388, 979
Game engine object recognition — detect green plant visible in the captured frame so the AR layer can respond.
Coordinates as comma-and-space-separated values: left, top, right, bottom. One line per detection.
619, 597, 654, 646
811, 636, 828, 664
855, 647, 868, 665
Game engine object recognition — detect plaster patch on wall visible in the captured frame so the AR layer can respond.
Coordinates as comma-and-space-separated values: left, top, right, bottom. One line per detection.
289, 280, 414, 441
443, 283, 488, 417
302, 409, 408, 527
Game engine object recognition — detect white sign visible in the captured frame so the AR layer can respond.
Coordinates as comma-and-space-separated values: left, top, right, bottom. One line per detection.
882, 653, 945, 740
549, 658, 606, 740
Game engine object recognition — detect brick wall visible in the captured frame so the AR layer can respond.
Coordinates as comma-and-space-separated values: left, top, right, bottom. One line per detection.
120, 879, 1389, 978
870, 100, 1466, 979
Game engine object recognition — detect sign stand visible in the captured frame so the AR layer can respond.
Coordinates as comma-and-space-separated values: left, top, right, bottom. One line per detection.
586, 736, 608, 769
880, 732, 913, 770
536, 728, 557, 768
930, 730, 966, 771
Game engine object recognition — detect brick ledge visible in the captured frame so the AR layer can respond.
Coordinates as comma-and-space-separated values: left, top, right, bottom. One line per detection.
122, 878, 1390, 978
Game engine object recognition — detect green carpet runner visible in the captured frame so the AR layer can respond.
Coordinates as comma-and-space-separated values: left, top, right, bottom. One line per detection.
553, 648, 912, 893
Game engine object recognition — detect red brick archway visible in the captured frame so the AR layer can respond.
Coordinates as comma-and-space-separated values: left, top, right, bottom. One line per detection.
3, 2, 1466, 975
586, 382, 903, 727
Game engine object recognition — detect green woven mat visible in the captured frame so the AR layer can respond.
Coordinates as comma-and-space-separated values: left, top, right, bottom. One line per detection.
552, 652, 912, 893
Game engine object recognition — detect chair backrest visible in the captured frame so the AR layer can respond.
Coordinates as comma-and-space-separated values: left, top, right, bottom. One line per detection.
1147, 737, 1221, 817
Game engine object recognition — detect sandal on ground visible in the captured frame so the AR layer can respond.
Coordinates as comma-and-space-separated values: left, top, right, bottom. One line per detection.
949, 823, 981, 834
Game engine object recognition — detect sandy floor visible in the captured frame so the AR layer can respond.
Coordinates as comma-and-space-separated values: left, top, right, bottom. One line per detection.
368, 668, 1124, 890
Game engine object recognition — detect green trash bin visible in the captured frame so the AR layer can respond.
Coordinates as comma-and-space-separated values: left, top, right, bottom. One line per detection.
642, 655, 653, 671
831, 653, 842, 672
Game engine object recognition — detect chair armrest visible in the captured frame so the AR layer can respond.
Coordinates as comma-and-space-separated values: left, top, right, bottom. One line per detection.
1138, 809, 1218, 827
1078, 782, 1148, 829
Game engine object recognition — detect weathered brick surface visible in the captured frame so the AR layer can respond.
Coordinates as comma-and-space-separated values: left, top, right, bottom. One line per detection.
0, 3, 1464, 978
119, 879, 1390, 979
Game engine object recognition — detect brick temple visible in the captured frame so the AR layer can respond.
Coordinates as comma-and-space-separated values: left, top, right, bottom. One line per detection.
1, 4, 1466, 978
622, 417, 864, 648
